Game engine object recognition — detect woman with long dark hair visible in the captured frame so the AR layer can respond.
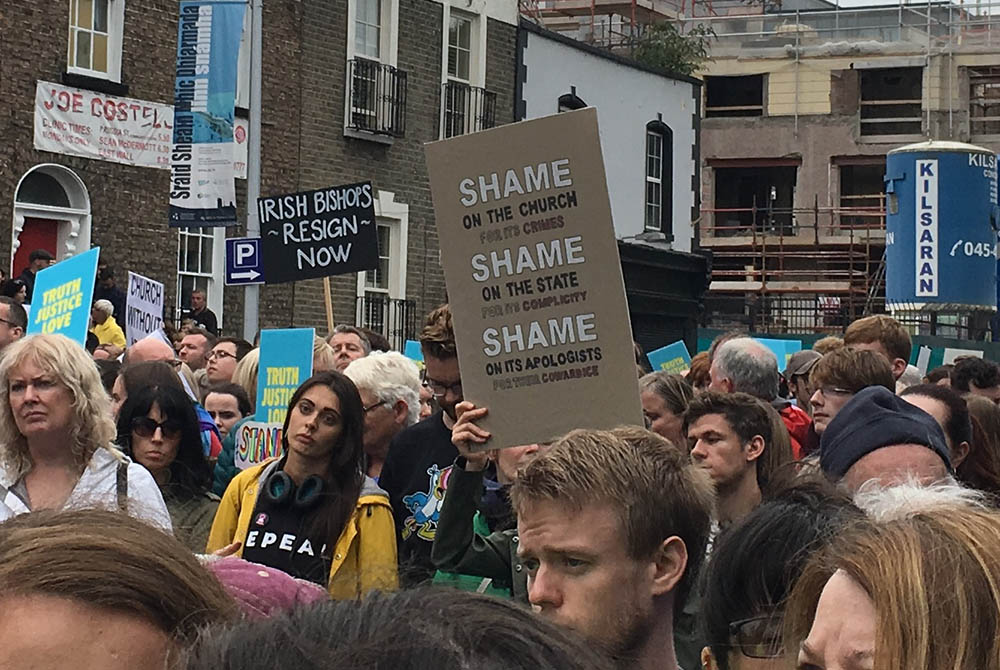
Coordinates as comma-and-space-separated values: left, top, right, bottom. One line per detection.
117, 384, 217, 551
206, 371, 397, 597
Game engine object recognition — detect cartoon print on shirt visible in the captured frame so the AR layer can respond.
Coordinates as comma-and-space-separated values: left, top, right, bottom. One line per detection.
401, 464, 454, 542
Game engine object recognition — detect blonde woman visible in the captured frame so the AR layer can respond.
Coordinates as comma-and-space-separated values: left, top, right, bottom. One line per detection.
786, 504, 1000, 669
0, 334, 170, 531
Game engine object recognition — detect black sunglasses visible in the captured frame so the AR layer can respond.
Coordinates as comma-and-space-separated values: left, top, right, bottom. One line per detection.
727, 613, 784, 659
131, 416, 183, 439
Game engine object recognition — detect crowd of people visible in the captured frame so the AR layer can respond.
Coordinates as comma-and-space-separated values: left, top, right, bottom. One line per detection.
6, 288, 1000, 669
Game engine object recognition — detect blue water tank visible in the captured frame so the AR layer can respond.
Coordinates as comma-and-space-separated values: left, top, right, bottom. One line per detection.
885, 140, 999, 312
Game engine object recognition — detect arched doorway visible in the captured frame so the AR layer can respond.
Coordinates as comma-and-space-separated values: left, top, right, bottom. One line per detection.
12, 164, 92, 277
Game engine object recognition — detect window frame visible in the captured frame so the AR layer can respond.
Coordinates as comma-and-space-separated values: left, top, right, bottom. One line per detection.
175, 226, 225, 326
355, 190, 409, 336
67, 0, 125, 83
643, 120, 673, 237
343, 0, 400, 139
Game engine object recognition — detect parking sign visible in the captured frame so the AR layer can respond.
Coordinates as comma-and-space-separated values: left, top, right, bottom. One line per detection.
225, 237, 265, 285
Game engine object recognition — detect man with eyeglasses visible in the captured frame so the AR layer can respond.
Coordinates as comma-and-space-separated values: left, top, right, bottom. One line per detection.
378, 305, 465, 586
808, 348, 894, 436
0, 297, 26, 352
206, 337, 253, 385
343, 351, 422, 481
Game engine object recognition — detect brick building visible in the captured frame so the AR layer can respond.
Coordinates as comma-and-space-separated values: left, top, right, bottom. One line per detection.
1, 0, 517, 344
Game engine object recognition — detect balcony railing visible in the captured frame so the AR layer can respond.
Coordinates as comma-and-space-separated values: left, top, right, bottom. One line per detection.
348, 58, 407, 138
442, 81, 496, 138
355, 294, 418, 351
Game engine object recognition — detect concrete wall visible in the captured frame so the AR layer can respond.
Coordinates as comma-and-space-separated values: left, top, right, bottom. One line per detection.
518, 27, 700, 251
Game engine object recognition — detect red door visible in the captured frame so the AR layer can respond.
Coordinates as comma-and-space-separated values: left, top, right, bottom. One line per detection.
13, 218, 60, 277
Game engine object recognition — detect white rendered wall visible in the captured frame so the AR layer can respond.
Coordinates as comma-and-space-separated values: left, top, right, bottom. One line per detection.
520, 31, 698, 251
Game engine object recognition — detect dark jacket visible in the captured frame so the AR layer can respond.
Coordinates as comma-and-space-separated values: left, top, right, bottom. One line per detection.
17, 268, 36, 304
431, 462, 527, 602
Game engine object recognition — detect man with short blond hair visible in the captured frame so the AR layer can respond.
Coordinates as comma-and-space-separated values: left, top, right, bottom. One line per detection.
513, 427, 714, 669
843, 314, 912, 381
179, 327, 215, 371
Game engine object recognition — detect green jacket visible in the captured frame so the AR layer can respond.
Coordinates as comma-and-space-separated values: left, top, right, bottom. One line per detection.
212, 417, 250, 496
430, 463, 527, 603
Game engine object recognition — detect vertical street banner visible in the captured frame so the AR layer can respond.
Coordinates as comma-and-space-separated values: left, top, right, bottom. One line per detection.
257, 182, 380, 284
125, 271, 165, 346
26, 247, 100, 346
168, 0, 246, 228
424, 108, 644, 449
236, 328, 314, 471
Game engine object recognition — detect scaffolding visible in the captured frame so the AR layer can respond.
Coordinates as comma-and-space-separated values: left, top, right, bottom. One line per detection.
699, 200, 888, 334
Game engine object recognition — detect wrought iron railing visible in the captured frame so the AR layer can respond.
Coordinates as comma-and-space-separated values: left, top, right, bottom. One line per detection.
442, 81, 496, 138
355, 295, 418, 351
348, 58, 407, 138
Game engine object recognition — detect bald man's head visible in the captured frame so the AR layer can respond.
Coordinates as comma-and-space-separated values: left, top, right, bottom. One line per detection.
127, 337, 177, 364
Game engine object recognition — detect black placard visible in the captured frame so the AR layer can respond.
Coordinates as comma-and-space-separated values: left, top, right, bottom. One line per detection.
258, 181, 378, 284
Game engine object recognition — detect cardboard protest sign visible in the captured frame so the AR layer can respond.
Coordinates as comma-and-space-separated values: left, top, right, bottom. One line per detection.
26, 247, 100, 345
125, 271, 164, 346
235, 420, 284, 471
255, 328, 315, 424
257, 182, 379, 284
425, 108, 643, 449
647, 341, 692, 375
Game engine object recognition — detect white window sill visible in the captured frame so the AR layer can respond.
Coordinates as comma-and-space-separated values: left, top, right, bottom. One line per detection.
344, 127, 395, 146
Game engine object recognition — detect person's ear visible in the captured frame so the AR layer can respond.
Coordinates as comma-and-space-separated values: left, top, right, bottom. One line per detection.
722, 378, 735, 394
393, 399, 408, 425
953, 440, 971, 469
701, 646, 720, 670
649, 535, 687, 598
745, 434, 765, 463
893, 358, 908, 380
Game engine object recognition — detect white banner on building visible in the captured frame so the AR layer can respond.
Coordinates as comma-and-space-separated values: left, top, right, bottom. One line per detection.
125, 271, 164, 347
34, 81, 173, 170
33, 81, 247, 178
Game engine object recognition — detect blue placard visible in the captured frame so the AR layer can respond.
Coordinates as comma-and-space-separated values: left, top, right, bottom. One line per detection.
646, 341, 692, 375
755, 338, 802, 367
225, 237, 264, 285
404, 339, 424, 364
26, 247, 100, 345
255, 328, 315, 423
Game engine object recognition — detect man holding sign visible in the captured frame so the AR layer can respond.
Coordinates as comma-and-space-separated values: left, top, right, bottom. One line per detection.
378, 305, 463, 586
423, 108, 643, 451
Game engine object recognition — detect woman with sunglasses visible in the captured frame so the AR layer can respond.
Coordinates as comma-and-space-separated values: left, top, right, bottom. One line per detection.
207, 371, 398, 598
117, 384, 217, 551
0, 334, 170, 530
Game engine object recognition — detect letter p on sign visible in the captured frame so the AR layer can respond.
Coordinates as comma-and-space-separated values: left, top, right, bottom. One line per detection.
236, 242, 255, 265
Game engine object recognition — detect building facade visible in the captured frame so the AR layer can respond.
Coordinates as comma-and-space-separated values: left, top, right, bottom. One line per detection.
691, 1, 1000, 337
2, 0, 518, 344
517, 21, 709, 352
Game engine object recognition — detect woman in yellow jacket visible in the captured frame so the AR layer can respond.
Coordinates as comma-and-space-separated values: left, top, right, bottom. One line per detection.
207, 371, 398, 599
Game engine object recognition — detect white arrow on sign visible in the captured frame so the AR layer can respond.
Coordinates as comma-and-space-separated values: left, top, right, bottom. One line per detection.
231, 269, 261, 281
